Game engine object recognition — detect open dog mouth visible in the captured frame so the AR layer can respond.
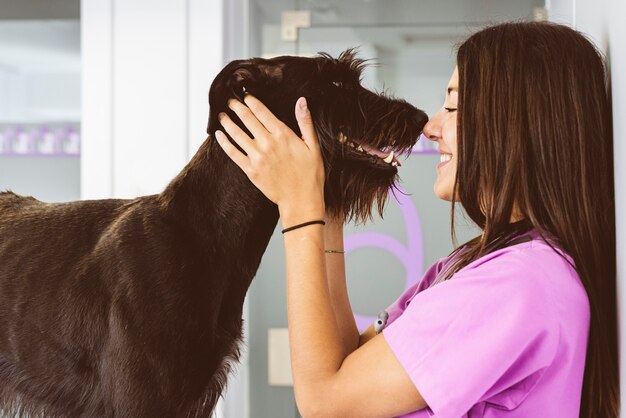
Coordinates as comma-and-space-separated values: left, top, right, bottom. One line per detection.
337, 132, 403, 167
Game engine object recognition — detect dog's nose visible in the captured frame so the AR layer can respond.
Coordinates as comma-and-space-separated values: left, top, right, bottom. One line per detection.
416, 110, 429, 131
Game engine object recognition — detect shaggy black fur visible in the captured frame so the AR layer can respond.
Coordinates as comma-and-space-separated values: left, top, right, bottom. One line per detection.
0, 49, 427, 417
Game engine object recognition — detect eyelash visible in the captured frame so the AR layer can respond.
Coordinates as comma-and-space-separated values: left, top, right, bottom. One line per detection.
444, 107, 457, 112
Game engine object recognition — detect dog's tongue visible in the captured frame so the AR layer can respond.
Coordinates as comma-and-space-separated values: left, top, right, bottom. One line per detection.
361, 143, 401, 166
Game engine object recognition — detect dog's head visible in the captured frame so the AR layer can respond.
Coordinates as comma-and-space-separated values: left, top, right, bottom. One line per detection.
208, 49, 428, 224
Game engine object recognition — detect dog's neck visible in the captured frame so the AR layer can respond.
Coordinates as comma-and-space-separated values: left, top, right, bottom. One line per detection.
159, 135, 280, 289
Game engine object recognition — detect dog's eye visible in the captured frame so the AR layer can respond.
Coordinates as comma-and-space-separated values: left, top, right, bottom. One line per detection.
332, 81, 343, 88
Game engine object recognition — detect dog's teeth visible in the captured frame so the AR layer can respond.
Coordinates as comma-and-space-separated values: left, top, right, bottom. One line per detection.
338, 132, 347, 144
356, 145, 364, 152
392, 161, 398, 167
348, 141, 355, 148
383, 150, 394, 164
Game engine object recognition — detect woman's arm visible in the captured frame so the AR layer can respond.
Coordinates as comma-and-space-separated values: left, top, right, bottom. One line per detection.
358, 324, 377, 346
281, 203, 425, 418
324, 217, 388, 349
323, 215, 360, 356
279, 203, 346, 415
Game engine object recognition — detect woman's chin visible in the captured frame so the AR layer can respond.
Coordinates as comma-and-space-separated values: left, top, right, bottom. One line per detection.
433, 182, 453, 202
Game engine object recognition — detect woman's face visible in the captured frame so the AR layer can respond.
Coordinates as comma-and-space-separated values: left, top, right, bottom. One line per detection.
423, 67, 459, 201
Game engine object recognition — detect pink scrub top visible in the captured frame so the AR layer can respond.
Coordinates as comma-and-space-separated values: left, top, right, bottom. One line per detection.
381, 229, 590, 417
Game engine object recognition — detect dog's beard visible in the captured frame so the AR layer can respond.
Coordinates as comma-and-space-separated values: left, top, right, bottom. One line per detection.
322, 159, 400, 225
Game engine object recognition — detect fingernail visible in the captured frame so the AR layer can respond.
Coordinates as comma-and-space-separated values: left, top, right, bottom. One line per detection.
298, 97, 308, 111
218, 112, 226, 120
215, 130, 223, 141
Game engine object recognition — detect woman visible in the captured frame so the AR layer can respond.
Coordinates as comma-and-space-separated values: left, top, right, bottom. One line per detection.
215, 22, 618, 417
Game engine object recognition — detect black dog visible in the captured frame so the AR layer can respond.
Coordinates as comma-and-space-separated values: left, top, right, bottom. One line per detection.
0, 49, 427, 417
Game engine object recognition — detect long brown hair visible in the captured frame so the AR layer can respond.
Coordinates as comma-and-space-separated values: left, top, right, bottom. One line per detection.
433, 22, 618, 417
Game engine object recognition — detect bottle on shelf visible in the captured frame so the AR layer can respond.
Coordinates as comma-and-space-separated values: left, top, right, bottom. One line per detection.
0, 128, 7, 154
63, 127, 80, 155
0, 124, 80, 157
12, 127, 32, 155
36, 127, 57, 154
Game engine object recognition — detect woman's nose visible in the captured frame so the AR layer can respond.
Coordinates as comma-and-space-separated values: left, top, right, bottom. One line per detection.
423, 112, 443, 143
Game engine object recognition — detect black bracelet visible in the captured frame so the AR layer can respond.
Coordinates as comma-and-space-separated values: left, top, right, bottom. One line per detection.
281, 220, 326, 234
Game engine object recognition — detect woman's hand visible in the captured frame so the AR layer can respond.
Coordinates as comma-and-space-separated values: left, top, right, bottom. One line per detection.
215, 95, 325, 218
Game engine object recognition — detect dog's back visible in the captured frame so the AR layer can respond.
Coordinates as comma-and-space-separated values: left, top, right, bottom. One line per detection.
0, 191, 133, 416
0, 191, 236, 417
0, 190, 37, 211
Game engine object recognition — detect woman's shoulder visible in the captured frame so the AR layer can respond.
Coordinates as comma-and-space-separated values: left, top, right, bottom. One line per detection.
451, 230, 588, 322
457, 229, 577, 278
413, 229, 585, 310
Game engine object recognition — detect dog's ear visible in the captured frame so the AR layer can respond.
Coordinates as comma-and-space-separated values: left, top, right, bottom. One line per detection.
227, 60, 284, 101
207, 59, 285, 135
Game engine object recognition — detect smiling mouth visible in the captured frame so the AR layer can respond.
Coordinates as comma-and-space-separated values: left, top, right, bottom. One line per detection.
437, 152, 453, 170
337, 132, 402, 167
439, 153, 452, 163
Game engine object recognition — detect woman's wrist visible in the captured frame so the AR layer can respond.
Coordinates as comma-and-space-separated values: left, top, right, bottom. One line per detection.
324, 213, 344, 228
278, 200, 325, 231
324, 216, 344, 251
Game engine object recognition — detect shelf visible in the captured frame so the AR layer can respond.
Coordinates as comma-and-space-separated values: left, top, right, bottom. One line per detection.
0, 122, 80, 157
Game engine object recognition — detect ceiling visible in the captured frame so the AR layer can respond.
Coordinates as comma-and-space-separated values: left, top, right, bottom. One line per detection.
0, 0, 80, 72
0, 0, 79, 20
252, 0, 544, 55
253, 0, 544, 26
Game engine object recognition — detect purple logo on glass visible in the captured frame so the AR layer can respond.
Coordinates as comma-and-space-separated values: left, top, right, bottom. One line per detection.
410, 133, 437, 155
345, 185, 424, 331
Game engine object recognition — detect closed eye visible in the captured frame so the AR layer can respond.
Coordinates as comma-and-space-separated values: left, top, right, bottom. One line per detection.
444, 107, 457, 112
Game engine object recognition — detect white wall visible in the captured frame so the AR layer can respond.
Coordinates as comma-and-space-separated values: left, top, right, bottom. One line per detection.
548, 0, 626, 415
609, 2, 626, 416
111, 0, 187, 198
81, 0, 224, 200
81, 0, 113, 198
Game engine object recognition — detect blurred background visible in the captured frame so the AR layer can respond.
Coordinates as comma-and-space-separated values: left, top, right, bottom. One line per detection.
0, 1, 624, 417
